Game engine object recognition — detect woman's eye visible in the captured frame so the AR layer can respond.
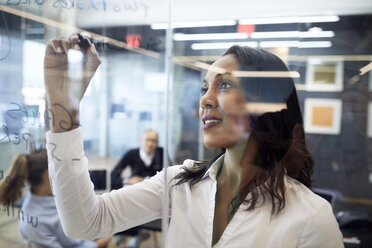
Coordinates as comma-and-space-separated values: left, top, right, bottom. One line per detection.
219, 81, 232, 90
200, 87, 208, 95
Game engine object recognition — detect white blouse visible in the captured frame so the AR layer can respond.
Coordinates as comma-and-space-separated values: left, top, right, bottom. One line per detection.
46, 128, 344, 248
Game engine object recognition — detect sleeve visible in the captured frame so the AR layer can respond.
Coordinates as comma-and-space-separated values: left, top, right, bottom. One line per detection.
110, 152, 130, 190
298, 203, 344, 248
54, 221, 97, 248
46, 128, 177, 240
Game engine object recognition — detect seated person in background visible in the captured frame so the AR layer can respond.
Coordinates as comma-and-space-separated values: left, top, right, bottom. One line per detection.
0, 150, 111, 248
111, 130, 165, 189
110, 130, 166, 246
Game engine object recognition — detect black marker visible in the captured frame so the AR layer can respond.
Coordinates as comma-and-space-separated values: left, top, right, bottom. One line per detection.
77, 34, 92, 49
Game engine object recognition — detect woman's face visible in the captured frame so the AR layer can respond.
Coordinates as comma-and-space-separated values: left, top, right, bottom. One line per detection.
199, 54, 248, 149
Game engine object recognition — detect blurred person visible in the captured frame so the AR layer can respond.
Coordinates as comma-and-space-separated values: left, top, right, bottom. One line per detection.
110, 130, 165, 246
43, 35, 343, 248
110, 129, 164, 189
0, 150, 111, 248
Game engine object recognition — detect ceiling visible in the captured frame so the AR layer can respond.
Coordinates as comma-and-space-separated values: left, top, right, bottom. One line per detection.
76, 0, 372, 27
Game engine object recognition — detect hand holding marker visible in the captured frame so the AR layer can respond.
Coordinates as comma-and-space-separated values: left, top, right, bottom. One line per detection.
77, 33, 92, 50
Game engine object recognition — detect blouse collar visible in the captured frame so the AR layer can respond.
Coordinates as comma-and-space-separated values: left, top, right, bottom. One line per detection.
201, 153, 225, 181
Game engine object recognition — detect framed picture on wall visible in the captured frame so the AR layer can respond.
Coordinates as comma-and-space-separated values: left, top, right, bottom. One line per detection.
304, 98, 342, 135
306, 59, 343, 92
368, 102, 372, 138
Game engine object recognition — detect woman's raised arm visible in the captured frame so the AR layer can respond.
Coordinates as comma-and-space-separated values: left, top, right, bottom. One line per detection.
46, 129, 170, 239
44, 36, 175, 239
44, 35, 101, 132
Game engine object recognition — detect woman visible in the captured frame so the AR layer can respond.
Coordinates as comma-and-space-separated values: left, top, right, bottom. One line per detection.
43, 36, 344, 248
0, 150, 111, 248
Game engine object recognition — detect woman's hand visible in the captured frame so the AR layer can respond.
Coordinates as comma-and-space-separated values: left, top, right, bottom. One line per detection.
44, 35, 101, 133
95, 237, 112, 248
126, 176, 145, 185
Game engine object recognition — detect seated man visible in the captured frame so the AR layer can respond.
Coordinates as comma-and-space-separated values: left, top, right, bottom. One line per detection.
110, 130, 165, 247
111, 129, 164, 189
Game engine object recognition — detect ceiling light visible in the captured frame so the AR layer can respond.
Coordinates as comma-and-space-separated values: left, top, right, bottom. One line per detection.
239, 15, 339, 25
251, 31, 298, 38
151, 20, 236, 29
260, 41, 332, 48
298, 41, 332, 48
251, 31, 334, 38
191, 41, 331, 50
175, 30, 334, 42
174, 33, 249, 41
300, 31, 334, 38
232, 71, 300, 78
244, 103, 288, 114
191, 42, 258, 50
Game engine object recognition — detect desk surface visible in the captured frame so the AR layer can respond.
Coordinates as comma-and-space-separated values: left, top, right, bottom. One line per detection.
87, 155, 119, 172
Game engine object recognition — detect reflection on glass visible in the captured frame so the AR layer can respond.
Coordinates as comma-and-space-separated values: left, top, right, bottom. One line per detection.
0, 1, 371, 247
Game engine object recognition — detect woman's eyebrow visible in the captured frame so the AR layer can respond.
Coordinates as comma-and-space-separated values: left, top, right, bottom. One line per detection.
203, 72, 233, 84
216, 72, 232, 78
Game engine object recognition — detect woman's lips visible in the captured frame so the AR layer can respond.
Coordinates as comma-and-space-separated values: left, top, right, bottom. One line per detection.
201, 116, 222, 130
202, 121, 221, 130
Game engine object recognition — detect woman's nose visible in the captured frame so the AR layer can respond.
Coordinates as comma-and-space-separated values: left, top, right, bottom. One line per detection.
200, 91, 217, 109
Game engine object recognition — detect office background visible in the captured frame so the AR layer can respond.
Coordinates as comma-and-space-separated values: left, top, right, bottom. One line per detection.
0, 0, 372, 247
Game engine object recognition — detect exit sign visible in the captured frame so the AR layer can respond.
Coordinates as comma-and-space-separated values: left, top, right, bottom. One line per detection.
126, 34, 141, 47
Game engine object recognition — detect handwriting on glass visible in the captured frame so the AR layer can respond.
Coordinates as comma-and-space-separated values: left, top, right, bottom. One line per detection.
1, 102, 82, 161
0, 175, 38, 227
3, 0, 149, 17
1, 102, 80, 151
0, 124, 43, 153
1, 200, 38, 228
0, 172, 26, 188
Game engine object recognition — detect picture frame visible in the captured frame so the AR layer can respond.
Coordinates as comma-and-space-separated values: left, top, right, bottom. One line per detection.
306, 59, 343, 92
304, 98, 342, 135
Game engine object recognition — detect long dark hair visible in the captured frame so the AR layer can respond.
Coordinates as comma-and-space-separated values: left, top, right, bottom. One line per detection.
173, 46, 314, 218
0, 150, 48, 204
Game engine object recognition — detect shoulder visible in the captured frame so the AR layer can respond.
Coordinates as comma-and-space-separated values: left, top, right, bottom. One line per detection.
181, 159, 196, 168
284, 176, 344, 247
154, 147, 164, 157
126, 149, 140, 156
165, 159, 195, 179
285, 176, 331, 211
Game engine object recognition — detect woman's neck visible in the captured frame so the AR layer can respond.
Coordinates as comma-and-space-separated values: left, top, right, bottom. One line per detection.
32, 185, 52, 197
221, 135, 258, 188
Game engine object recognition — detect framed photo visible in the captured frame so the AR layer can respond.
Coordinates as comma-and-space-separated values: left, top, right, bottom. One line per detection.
306, 59, 343, 92
368, 102, 372, 138
304, 98, 342, 135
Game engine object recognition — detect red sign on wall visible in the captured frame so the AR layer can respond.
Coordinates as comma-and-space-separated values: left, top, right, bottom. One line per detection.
126, 34, 141, 47
237, 25, 256, 37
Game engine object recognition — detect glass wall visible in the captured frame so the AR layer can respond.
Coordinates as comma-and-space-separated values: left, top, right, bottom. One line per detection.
171, 14, 372, 215
1, 0, 372, 247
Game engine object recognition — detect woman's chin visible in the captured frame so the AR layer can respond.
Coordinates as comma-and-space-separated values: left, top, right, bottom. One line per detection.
203, 139, 239, 149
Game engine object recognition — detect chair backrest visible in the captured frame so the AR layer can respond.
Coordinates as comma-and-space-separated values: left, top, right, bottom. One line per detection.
312, 188, 337, 208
